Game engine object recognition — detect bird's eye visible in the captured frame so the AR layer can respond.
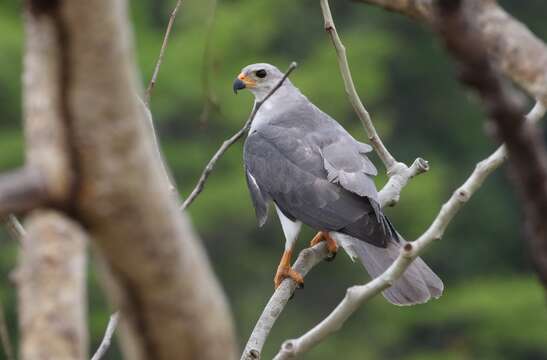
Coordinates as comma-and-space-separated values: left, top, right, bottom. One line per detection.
255, 69, 267, 78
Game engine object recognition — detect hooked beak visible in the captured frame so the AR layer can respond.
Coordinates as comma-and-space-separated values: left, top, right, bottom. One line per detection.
233, 72, 256, 94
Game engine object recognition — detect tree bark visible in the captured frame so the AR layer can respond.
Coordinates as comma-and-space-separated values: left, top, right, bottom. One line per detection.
358, 0, 547, 106
17, 0, 237, 358
57, 0, 236, 358
17, 211, 88, 360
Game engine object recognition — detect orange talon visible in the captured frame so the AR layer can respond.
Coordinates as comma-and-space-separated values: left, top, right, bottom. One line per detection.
309, 231, 338, 254
274, 249, 304, 289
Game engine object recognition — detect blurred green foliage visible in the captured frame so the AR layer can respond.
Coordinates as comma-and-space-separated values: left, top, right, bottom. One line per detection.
0, 0, 546, 359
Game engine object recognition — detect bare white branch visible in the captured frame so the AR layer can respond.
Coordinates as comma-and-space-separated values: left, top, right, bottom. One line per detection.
320, 0, 395, 169
272, 102, 546, 360
319, 0, 426, 207
91, 312, 119, 360
240, 243, 329, 360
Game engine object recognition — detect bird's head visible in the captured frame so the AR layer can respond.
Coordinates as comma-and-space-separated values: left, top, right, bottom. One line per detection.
233, 63, 286, 99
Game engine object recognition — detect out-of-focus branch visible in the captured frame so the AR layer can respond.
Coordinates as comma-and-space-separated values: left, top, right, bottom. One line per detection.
15, 4, 87, 359
0, 297, 14, 360
436, 0, 547, 287
91, 312, 119, 360
321, 0, 428, 207
56, 0, 237, 357
17, 210, 88, 360
357, 0, 547, 106
0, 167, 49, 217
181, 62, 298, 210
1, 215, 26, 244
145, 0, 183, 105
199, 0, 221, 125
272, 100, 545, 359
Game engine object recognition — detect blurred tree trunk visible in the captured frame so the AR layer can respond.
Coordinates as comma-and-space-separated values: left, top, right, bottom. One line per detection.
16, 0, 237, 359
18, 211, 88, 360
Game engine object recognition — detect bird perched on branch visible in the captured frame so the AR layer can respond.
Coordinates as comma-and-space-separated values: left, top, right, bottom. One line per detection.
234, 63, 443, 305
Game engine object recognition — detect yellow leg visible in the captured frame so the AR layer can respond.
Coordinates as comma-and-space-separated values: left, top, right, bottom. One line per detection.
274, 249, 304, 289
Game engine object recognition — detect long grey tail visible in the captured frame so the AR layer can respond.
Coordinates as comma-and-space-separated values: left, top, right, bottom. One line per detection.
333, 233, 444, 306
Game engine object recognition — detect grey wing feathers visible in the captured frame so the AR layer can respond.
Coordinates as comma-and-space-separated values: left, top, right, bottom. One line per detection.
322, 141, 378, 201
244, 128, 390, 247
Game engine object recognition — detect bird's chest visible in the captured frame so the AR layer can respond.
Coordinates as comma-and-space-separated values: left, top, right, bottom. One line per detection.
249, 104, 277, 134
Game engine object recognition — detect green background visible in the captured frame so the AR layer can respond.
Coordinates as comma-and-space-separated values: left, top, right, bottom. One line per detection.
1, 0, 546, 359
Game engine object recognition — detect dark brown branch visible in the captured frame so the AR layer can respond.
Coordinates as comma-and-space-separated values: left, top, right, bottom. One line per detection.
0, 167, 49, 217
181, 61, 298, 211
436, 0, 547, 287
358, 0, 547, 106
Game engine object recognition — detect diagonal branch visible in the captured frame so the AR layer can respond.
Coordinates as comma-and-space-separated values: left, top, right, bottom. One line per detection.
357, 0, 547, 106
0, 167, 49, 218
321, 0, 395, 169
320, 0, 428, 207
181, 61, 298, 211
436, 0, 547, 288
240, 243, 329, 360
145, 0, 183, 105
272, 100, 546, 359
91, 312, 120, 360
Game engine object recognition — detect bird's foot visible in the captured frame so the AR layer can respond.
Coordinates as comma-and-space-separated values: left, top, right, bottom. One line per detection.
274, 249, 304, 289
310, 231, 338, 261
274, 265, 304, 289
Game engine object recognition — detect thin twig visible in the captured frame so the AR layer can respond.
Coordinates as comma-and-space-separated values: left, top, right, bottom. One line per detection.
138, 95, 178, 194
272, 102, 545, 359
181, 62, 298, 211
199, 0, 221, 125
144, 0, 183, 105
321, 0, 395, 170
320, 0, 427, 207
0, 297, 14, 360
91, 312, 120, 360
